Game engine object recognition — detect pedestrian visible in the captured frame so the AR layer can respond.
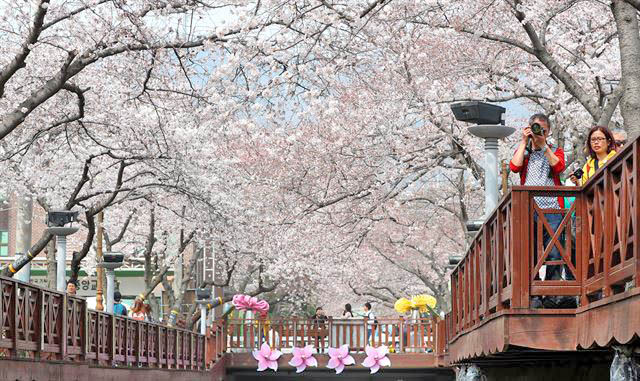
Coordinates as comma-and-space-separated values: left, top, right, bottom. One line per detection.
131, 298, 146, 321
612, 128, 627, 152
113, 291, 128, 316
509, 113, 572, 308
342, 303, 354, 318
363, 302, 377, 344
143, 302, 154, 323
66, 280, 77, 295
570, 125, 617, 186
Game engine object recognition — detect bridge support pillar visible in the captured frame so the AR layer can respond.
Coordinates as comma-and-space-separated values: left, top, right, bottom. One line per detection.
611, 345, 640, 381
456, 364, 484, 381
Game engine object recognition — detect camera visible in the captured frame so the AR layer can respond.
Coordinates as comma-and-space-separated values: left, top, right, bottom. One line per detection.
572, 168, 584, 179
530, 122, 544, 136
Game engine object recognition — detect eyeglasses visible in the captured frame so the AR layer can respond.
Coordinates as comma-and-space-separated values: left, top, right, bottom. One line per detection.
615, 140, 627, 146
590, 137, 607, 143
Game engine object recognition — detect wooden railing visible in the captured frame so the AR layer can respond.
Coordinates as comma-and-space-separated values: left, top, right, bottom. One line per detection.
222, 317, 436, 354
0, 275, 206, 370
446, 138, 640, 342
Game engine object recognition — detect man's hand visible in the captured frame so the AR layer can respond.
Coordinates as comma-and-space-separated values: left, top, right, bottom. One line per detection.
522, 127, 532, 144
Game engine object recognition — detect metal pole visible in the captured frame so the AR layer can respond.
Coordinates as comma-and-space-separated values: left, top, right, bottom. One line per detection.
483, 137, 500, 217
56, 235, 66, 291
105, 268, 115, 313
96, 211, 104, 311
200, 305, 207, 335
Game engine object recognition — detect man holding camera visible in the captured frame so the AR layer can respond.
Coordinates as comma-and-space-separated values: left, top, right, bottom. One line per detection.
510, 114, 570, 308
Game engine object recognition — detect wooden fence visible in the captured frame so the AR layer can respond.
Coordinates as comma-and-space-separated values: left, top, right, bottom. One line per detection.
0, 275, 205, 370
220, 317, 436, 354
445, 138, 640, 343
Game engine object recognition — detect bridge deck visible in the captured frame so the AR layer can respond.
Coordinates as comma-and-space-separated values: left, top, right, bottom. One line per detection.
3, 136, 640, 378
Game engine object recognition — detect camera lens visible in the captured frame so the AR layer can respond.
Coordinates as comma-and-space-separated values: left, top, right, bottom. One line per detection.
531, 123, 543, 135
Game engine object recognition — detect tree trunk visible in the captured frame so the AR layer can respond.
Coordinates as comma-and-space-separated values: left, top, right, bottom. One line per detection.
46, 236, 56, 288
612, 0, 640, 138
14, 195, 33, 282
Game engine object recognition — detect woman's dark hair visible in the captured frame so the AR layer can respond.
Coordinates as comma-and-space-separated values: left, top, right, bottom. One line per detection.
315, 306, 322, 312
344, 304, 352, 314
586, 125, 615, 159
364, 302, 372, 310
66, 279, 77, 287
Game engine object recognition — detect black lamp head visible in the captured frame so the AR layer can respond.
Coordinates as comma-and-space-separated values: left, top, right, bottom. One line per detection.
46, 210, 79, 227
450, 101, 506, 125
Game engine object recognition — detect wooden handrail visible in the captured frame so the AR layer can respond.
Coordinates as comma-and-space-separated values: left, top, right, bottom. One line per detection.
0, 275, 206, 370
446, 138, 640, 346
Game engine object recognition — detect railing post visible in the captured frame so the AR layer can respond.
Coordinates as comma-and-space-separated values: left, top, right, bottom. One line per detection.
513, 189, 530, 308
399, 317, 404, 353
37, 288, 44, 361
327, 316, 333, 351
604, 165, 614, 297
82, 298, 88, 361
11, 282, 18, 357
61, 293, 68, 360
635, 141, 640, 289
110, 313, 116, 365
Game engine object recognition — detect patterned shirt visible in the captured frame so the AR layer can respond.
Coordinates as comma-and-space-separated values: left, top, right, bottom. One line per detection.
524, 148, 560, 209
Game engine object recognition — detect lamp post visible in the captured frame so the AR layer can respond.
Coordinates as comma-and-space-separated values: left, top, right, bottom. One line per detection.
451, 101, 515, 218
195, 288, 223, 335
45, 211, 79, 292
98, 252, 124, 313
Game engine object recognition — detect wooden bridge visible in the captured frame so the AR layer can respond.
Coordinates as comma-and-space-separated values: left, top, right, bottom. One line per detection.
2, 138, 640, 380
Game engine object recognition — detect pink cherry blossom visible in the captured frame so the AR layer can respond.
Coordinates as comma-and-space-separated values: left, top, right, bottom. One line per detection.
327, 344, 355, 374
232, 294, 270, 315
252, 343, 281, 372
362, 345, 391, 374
288, 345, 318, 373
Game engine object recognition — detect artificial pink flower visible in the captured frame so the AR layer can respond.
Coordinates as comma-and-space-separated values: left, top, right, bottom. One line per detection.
252, 343, 281, 372
362, 345, 391, 374
288, 345, 318, 373
232, 294, 270, 315
327, 344, 355, 374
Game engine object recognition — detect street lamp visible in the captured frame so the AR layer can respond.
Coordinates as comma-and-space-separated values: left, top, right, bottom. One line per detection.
45, 211, 79, 292
194, 287, 223, 335
451, 101, 515, 218
98, 252, 124, 313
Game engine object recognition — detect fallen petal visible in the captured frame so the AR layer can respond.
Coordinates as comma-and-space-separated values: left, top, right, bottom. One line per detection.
306, 356, 318, 367
327, 358, 340, 369
289, 356, 303, 367
343, 355, 355, 365
257, 359, 268, 372
362, 357, 376, 368
338, 344, 349, 358
260, 343, 271, 357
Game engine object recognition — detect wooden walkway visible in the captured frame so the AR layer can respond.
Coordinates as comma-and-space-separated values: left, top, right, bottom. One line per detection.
3, 136, 640, 377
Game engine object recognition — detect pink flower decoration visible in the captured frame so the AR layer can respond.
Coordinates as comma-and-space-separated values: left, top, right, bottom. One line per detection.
252, 343, 281, 372
362, 345, 391, 374
232, 294, 270, 315
327, 344, 355, 374
288, 345, 318, 373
